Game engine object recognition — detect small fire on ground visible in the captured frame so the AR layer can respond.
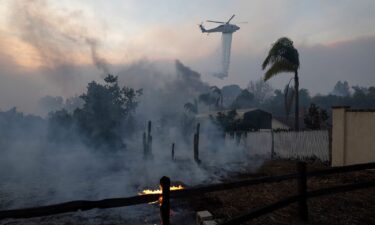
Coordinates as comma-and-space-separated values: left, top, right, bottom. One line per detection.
138, 185, 184, 195
138, 185, 184, 205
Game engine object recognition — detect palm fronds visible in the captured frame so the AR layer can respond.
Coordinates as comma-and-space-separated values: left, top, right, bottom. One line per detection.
262, 37, 299, 78
184, 99, 198, 114
264, 59, 296, 81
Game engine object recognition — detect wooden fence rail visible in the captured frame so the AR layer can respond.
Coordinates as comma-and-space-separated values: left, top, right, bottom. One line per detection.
0, 194, 159, 220
307, 161, 375, 177
220, 180, 375, 225
172, 162, 375, 199
0, 162, 374, 223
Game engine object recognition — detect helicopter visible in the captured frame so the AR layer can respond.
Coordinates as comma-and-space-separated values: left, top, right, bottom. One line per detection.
199, 14, 245, 34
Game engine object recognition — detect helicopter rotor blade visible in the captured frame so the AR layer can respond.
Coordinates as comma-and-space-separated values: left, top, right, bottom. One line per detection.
206, 20, 225, 24
226, 14, 235, 23
236, 21, 248, 24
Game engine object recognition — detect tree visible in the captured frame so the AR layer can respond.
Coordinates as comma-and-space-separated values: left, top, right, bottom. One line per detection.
304, 103, 329, 130
248, 79, 273, 104
262, 37, 300, 130
231, 89, 254, 109
331, 81, 350, 97
221, 84, 242, 107
38, 95, 64, 115
197, 86, 224, 111
261, 89, 285, 115
64, 96, 84, 113
368, 87, 375, 99
198, 93, 216, 110
0, 107, 45, 147
351, 86, 369, 108
299, 89, 311, 108
73, 74, 142, 150
284, 87, 311, 121
48, 109, 75, 142
184, 99, 199, 115
210, 86, 223, 109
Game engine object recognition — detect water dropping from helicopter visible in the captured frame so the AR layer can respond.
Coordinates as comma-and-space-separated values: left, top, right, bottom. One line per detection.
199, 14, 246, 79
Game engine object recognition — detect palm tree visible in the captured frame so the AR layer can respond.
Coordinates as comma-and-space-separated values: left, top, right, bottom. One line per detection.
210, 86, 223, 109
198, 93, 214, 111
198, 86, 223, 111
262, 37, 300, 130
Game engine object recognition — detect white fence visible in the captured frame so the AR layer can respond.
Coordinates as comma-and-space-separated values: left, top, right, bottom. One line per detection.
226, 130, 330, 162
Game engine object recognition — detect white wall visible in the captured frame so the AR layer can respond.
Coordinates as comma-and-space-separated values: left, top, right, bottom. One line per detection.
332, 107, 375, 166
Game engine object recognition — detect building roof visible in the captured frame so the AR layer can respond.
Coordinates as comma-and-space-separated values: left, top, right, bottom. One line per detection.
195, 108, 268, 120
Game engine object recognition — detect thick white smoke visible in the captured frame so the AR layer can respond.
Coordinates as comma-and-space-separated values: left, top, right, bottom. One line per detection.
0, 59, 265, 225
214, 33, 233, 79
0, 2, 260, 224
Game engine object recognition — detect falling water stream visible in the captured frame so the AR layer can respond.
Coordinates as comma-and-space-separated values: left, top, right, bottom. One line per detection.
214, 33, 232, 79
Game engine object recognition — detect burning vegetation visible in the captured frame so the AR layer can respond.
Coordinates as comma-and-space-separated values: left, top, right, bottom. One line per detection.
139, 185, 184, 206
139, 185, 184, 195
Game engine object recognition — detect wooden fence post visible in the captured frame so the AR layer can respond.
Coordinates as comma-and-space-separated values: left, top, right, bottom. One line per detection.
271, 130, 275, 159
328, 128, 332, 165
194, 123, 200, 164
297, 162, 308, 221
143, 121, 153, 159
143, 132, 147, 158
160, 176, 170, 225
147, 121, 153, 157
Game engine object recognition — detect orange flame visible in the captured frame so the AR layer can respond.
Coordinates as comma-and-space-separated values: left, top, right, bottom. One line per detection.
138, 185, 184, 195
138, 185, 184, 205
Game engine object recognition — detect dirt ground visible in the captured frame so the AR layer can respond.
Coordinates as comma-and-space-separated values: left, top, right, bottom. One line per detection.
189, 159, 375, 225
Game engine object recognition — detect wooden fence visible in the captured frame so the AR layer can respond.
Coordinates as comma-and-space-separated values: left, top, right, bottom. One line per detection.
228, 130, 330, 161
0, 162, 374, 224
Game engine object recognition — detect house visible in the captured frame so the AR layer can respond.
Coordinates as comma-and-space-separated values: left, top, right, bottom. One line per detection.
196, 108, 290, 131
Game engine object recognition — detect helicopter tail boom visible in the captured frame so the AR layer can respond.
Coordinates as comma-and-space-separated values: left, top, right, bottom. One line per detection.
199, 24, 207, 33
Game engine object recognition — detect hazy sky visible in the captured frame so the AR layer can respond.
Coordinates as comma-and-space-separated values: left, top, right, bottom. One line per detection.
0, 0, 375, 112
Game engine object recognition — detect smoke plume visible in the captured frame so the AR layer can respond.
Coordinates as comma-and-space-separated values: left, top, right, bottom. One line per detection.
0, 2, 262, 224
86, 38, 110, 75
9, 0, 110, 80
